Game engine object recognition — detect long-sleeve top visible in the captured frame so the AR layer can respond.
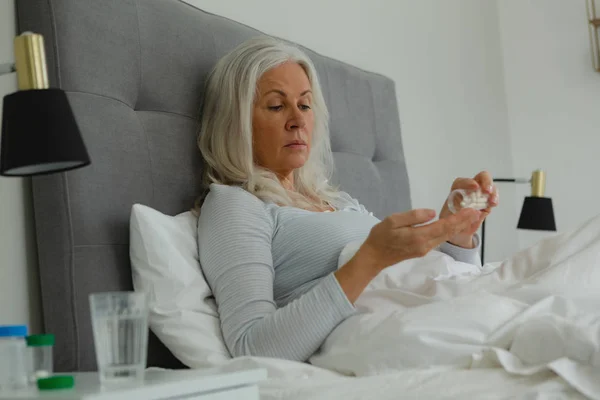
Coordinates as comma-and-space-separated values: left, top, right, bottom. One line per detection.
197, 183, 481, 362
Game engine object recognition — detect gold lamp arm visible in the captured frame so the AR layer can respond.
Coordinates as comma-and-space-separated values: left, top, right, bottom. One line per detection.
495, 170, 547, 197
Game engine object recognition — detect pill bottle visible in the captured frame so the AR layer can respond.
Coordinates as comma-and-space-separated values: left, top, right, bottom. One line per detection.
0, 325, 29, 391
26, 333, 55, 382
447, 189, 490, 214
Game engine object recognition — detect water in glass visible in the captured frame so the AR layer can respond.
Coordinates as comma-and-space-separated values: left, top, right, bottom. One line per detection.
90, 292, 149, 384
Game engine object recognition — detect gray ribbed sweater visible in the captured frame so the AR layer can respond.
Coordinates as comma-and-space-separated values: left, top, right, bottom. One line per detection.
198, 183, 481, 362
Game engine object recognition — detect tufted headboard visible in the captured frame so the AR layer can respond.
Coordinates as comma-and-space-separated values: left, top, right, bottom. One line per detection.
16, 0, 411, 372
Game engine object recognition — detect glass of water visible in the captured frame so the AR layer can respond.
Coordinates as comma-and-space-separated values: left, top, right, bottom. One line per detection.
89, 292, 149, 384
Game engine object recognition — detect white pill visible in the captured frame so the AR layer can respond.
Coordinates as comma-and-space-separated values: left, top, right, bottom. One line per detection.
35, 370, 50, 379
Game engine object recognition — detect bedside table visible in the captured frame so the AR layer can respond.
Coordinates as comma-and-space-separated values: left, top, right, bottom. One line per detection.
0, 368, 267, 400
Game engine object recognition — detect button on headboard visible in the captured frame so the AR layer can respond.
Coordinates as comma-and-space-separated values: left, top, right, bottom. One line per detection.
16, 0, 411, 371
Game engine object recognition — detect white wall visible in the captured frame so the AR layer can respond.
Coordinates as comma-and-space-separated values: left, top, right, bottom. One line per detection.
1, 0, 539, 330
186, 0, 519, 262
498, 1, 600, 250
0, 0, 41, 332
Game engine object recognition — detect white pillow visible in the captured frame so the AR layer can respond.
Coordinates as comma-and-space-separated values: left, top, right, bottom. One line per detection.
129, 204, 231, 368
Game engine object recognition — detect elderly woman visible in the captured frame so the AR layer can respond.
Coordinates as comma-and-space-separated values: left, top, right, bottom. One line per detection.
196, 36, 499, 362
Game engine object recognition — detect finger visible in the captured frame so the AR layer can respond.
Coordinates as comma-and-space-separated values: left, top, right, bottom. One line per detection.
483, 186, 500, 212
413, 218, 447, 238
451, 178, 479, 191
474, 171, 494, 194
478, 212, 487, 225
424, 223, 459, 252
490, 186, 500, 206
387, 209, 436, 229
445, 209, 481, 239
416, 208, 479, 242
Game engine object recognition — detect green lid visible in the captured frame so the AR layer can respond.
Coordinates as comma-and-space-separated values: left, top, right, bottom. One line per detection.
26, 333, 55, 347
37, 375, 74, 390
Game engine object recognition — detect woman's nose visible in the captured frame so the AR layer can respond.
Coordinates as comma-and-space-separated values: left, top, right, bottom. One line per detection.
285, 109, 307, 131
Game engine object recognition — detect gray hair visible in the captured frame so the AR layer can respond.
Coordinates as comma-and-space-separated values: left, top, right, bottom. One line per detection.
196, 36, 341, 210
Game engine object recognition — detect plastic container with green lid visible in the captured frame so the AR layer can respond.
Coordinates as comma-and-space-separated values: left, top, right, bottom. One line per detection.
26, 333, 55, 382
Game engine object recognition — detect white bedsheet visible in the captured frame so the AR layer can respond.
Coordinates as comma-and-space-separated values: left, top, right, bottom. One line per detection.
304, 213, 600, 399
183, 356, 583, 400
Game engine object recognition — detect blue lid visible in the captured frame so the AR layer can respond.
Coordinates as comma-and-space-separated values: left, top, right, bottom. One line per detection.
0, 325, 28, 337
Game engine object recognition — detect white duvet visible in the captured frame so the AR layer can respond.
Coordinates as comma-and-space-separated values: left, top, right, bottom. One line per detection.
307, 213, 600, 399
204, 357, 583, 400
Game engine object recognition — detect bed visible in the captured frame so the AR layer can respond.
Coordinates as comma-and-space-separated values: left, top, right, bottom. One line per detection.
16, 0, 590, 398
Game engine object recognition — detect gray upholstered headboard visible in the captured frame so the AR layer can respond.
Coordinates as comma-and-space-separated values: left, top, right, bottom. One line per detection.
16, 0, 411, 372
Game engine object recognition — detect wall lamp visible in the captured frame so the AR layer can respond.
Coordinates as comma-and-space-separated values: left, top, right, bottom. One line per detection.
0, 32, 90, 177
481, 170, 557, 264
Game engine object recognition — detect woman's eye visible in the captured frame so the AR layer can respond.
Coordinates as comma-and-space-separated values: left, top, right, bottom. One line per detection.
299, 104, 311, 111
268, 105, 283, 111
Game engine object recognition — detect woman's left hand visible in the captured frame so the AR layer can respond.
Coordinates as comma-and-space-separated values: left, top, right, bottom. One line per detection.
439, 171, 499, 248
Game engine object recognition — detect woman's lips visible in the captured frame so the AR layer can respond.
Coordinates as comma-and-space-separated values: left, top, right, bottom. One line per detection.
284, 143, 307, 149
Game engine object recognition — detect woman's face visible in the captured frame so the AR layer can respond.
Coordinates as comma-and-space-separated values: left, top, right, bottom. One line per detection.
252, 62, 314, 182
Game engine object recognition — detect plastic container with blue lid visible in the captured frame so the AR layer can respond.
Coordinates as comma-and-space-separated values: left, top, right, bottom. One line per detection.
0, 325, 30, 391
0, 325, 28, 337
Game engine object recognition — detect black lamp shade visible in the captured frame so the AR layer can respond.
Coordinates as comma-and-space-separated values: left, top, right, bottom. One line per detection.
1, 88, 90, 176
517, 196, 556, 231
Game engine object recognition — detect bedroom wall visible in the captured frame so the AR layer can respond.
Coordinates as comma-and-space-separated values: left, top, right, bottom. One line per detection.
497, 1, 600, 250
0, 0, 41, 332
185, 0, 520, 262
0, 0, 522, 333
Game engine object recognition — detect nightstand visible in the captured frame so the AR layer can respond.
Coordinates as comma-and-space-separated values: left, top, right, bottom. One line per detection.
0, 368, 267, 400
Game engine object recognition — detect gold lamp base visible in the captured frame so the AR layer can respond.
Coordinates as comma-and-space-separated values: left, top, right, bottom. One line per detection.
530, 169, 546, 198
14, 32, 49, 90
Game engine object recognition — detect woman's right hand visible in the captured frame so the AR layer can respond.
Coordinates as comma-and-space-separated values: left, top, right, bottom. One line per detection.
358, 207, 481, 272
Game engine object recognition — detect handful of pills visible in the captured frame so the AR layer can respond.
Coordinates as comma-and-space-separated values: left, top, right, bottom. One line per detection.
447, 189, 491, 214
